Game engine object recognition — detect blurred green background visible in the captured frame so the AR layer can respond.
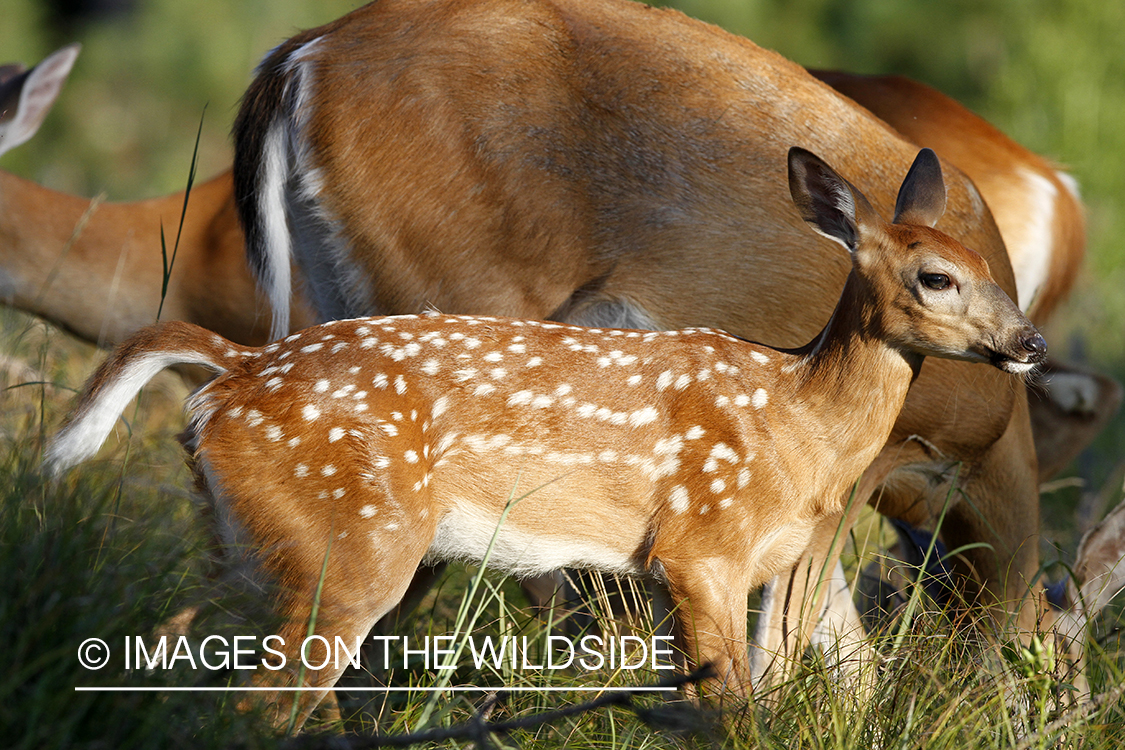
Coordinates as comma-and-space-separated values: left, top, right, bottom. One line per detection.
2, 0, 1123, 542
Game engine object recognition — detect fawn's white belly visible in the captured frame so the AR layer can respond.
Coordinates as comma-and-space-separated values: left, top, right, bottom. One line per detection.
424, 498, 645, 578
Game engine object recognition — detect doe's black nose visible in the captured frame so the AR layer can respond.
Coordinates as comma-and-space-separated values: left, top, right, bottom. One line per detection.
1020, 329, 1048, 363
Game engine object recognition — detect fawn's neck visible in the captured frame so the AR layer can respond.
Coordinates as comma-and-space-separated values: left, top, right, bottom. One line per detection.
773, 271, 920, 490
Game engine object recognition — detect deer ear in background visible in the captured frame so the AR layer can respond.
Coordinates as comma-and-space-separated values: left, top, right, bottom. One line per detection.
0, 44, 80, 157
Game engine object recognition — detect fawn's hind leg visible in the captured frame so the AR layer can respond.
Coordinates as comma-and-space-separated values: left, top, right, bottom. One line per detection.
199, 452, 438, 730
239, 515, 437, 729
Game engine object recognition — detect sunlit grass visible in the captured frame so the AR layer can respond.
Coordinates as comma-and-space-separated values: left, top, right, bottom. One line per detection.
1, 0, 1123, 746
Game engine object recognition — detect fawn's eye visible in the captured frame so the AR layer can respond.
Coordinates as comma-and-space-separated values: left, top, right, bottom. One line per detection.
920, 272, 951, 291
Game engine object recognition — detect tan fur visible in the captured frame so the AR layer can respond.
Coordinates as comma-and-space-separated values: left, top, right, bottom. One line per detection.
0, 171, 318, 346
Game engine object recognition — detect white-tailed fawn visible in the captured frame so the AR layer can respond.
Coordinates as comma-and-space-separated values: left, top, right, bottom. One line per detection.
47, 147, 1045, 729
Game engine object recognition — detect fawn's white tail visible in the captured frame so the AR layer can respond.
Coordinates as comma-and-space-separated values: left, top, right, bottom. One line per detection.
45, 326, 238, 472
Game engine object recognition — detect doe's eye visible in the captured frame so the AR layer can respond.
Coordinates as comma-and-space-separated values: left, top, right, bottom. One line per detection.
920, 272, 951, 291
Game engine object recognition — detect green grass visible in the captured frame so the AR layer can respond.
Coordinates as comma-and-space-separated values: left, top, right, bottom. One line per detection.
2, 0, 1125, 746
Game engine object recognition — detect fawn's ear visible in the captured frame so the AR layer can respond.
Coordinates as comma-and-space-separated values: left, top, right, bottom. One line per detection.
788, 146, 870, 253
893, 148, 946, 227
0, 43, 80, 158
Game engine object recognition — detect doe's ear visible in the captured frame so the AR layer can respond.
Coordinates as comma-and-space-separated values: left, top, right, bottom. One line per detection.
893, 148, 946, 227
788, 146, 865, 253
0, 43, 80, 158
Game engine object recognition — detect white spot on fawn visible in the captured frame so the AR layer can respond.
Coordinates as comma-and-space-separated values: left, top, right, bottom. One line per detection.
303, 404, 321, 421
629, 406, 659, 427
670, 485, 690, 514
738, 468, 751, 488
432, 395, 450, 419
752, 388, 769, 409
329, 427, 345, 443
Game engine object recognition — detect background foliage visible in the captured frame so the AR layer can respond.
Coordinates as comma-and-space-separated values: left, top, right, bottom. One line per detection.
1, 0, 1123, 746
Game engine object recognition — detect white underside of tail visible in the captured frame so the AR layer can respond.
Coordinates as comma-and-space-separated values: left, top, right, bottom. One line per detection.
45, 350, 223, 474
260, 120, 294, 342
257, 37, 374, 340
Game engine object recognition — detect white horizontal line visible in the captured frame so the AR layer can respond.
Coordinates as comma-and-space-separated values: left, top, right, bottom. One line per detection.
75, 686, 677, 693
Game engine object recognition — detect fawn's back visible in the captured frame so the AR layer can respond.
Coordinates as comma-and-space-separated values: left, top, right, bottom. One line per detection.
192, 314, 821, 584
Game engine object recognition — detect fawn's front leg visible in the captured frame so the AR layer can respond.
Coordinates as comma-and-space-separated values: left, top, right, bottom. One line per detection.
659, 557, 753, 700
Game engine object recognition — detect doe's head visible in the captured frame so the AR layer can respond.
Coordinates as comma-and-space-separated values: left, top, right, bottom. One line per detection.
787, 146, 1046, 374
